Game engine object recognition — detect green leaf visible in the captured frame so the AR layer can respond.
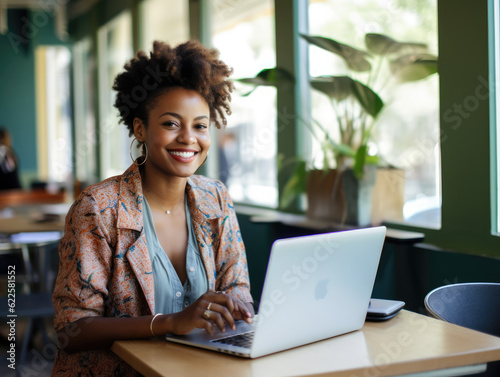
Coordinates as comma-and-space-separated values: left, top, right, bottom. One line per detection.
309, 76, 383, 121
390, 54, 438, 82
353, 144, 368, 179
351, 80, 384, 118
236, 67, 294, 87
240, 88, 257, 97
280, 160, 307, 209
310, 76, 352, 102
325, 141, 355, 158
365, 154, 379, 165
300, 34, 372, 72
365, 33, 428, 56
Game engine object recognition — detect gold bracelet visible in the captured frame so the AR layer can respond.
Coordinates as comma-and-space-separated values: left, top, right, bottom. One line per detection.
150, 313, 162, 337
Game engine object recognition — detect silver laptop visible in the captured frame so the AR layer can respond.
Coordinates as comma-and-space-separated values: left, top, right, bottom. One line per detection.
165, 226, 387, 358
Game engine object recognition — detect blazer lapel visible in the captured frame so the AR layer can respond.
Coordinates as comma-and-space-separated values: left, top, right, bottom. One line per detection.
186, 177, 224, 291
125, 232, 155, 314
117, 164, 155, 314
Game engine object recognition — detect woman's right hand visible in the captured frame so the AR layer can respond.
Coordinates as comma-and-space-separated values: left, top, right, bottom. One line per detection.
158, 290, 253, 336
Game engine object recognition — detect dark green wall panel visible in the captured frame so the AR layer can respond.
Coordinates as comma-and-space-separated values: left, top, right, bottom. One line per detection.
0, 10, 38, 174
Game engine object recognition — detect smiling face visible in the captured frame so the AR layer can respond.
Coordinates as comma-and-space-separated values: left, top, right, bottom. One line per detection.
133, 87, 211, 180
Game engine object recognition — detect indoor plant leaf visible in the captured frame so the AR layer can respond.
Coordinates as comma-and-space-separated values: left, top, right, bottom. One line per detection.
353, 144, 368, 179
390, 54, 438, 82
280, 160, 308, 209
310, 76, 353, 102
300, 34, 372, 72
329, 142, 355, 158
350, 80, 384, 118
365, 33, 428, 56
353, 145, 379, 179
236, 67, 294, 86
236, 67, 294, 95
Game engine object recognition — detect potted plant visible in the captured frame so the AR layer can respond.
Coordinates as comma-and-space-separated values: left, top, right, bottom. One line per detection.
237, 33, 438, 225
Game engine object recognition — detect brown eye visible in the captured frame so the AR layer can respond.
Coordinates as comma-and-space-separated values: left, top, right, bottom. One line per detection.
162, 121, 178, 127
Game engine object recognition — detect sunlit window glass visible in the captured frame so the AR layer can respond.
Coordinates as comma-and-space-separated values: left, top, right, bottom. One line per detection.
210, 0, 277, 208
307, 0, 440, 228
73, 38, 98, 186
140, 0, 189, 50
97, 11, 133, 179
36, 46, 72, 185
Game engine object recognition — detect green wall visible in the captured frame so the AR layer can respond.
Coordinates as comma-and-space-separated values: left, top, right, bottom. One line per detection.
0, 9, 67, 188
0, 10, 37, 186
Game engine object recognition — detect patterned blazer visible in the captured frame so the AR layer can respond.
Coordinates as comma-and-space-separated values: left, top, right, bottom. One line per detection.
51, 163, 252, 376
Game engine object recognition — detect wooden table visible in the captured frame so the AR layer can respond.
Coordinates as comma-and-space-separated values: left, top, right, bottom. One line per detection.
112, 310, 500, 377
0, 203, 68, 234
0, 204, 67, 293
0, 215, 65, 234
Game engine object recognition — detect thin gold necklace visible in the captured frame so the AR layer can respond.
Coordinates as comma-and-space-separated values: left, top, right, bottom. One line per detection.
144, 188, 184, 215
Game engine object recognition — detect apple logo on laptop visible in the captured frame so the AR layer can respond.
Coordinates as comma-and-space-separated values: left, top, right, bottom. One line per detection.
315, 279, 329, 300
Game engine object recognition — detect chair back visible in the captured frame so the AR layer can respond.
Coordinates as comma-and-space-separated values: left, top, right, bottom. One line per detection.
425, 282, 500, 337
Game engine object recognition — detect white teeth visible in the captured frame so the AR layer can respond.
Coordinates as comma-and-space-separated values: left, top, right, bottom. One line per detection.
169, 151, 196, 158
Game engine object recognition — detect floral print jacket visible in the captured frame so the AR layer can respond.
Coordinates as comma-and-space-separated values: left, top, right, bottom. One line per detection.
51, 163, 252, 376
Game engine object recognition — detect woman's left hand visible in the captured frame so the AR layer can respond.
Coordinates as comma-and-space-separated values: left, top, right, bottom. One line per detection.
201, 290, 254, 330
163, 290, 253, 336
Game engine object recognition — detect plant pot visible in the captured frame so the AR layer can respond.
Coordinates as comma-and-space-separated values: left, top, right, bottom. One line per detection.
371, 168, 405, 225
306, 167, 377, 226
306, 169, 346, 224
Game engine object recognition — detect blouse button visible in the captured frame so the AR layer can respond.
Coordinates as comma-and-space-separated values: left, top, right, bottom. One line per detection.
189, 266, 195, 272
176, 291, 182, 298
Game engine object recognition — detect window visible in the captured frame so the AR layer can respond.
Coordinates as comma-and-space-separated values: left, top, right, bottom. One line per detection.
73, 37, 98, 185
97, 11, 133, 179
210, 0, 277, 207
35, 45, 72, 185
139, 0, 189, 50
307, 0, 440, 227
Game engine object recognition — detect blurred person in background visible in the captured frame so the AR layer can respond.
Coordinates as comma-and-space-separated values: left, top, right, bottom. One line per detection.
0, 127, 21, 190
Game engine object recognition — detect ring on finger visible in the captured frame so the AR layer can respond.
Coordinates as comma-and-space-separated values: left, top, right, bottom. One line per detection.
207, 302, 212, 311
203, 310, 211, 320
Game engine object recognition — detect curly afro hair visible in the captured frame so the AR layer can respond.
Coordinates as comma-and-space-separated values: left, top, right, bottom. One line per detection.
113, 40, 234, 136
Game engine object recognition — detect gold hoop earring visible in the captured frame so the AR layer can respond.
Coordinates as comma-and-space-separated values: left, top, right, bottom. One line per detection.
129, 138, 148, 165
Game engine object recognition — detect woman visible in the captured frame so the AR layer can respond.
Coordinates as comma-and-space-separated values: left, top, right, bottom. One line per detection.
52, 40, 254, 376
0, 127, 22, 190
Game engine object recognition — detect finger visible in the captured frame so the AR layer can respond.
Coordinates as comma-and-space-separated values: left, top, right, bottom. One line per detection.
202, 319, 214, 335
208, 291, 235, 314
209, 303, 235, 330
212, 292, 252, 321
227, 297, 252, 320
222, 294, 235, 314
232, 310, 253, 323
205, 310, 227, 332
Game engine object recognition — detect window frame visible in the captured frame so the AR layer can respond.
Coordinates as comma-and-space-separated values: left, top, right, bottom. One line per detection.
386, 0, 500, 256
489, 0, 499, 236
67, 0, 500, 257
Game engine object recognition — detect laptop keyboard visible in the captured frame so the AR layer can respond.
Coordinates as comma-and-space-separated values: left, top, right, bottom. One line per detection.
212, 331, 254, 348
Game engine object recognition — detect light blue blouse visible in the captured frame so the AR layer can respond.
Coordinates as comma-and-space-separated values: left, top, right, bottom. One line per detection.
142, 197, 208, 314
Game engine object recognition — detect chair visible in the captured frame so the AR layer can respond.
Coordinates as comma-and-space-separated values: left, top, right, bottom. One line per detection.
0, 235, 60, 375
0, 292, 55, 375
425, 282, 500, 337
425, 282, 500, 377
